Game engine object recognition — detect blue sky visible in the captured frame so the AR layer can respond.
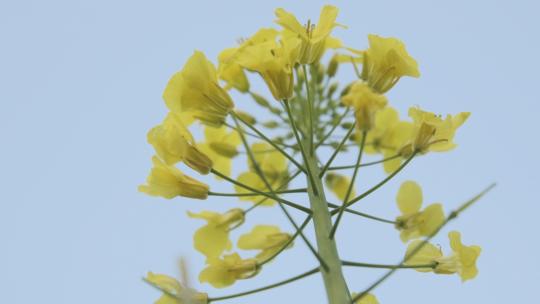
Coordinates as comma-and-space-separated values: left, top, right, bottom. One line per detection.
1, 0, 539, 303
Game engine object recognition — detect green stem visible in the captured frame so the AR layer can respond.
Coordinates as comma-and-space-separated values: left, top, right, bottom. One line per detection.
351, 183, 496, 303
328, 154, 401, 171
319, 122, 357, 178
342, 260, 437, 269
232, 111, 306, 173
302, 64, 315, 154
210, 169, 311, 214
333, 152, 416, 214
283, 99, 319, 195
208, 188, 307, 197
208, 267, 320, 302
329, 131, 367, 239
303, 136, 352, 304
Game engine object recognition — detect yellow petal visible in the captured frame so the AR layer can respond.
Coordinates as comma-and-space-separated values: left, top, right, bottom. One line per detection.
325, 173, 355, 201
274, 8, 306, 39
396, 181, 423, 215
235, 171, 276, 205
139, 157, 209, 199
448, 231, 481, 281
146, 272, 181, 294
199, 261, 236, 288
352, 293, 380, 304
383, 151, 402, 174
404, 240, 441, 272
238, 225, 281, 250
418, 203, 445, 236
193, 225, 231, 259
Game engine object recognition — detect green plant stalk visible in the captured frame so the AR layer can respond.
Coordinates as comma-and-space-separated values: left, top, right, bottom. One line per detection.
303, 136, 351, 304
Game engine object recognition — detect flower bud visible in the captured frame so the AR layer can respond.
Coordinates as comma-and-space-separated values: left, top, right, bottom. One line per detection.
327, 55, 339, 77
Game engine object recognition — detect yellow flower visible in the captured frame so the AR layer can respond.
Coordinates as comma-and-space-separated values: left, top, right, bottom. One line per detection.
445, 231, 482, 281
199, 253, 259, 288
360, 107, 413, 173
361, 34, 420, 93
238, 225, 292, 262
218, 48, 249, 92
234, 171, 288, 206
235, 142, 289, 204
197, 125, 241, 178
275, 5, 343, 64
145, 272, 208, 304
188, 209, 245, 259
341, 82, 388, 131
351, 293, 379, 304
147, 113, 213, 174
325, 173, 355, 201
139, 157, 209, 200
405, 107, 470, 154
405, 231, 481, 282
234, 171, 273, 206
394, 181, 445, 242
234, 35, 300, 101
239, 28, 280, 48
163, 51, 234, 127
251, 142, 288, 179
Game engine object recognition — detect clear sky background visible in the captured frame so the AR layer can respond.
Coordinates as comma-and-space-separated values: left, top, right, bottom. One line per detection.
1, 0, 539, 303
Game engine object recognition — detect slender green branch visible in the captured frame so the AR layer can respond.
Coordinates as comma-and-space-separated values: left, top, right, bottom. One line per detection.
315, 107, 351, 149
333, 152, 417, 215
327, 203, 396, 224
283, 99, 319, 195
208, 188, 307, 197
319, 122, 357, 178
328, 154, 401, 171
351, 183, 496, 303
329, 131, 367, 239
259, 215, 313, 266
208, 267, 320, 302
302, 64, 315, 154
210, 169, 311, 214
342, 260, 437, 269
232, 111, 306, 173
232, 115, 328, 270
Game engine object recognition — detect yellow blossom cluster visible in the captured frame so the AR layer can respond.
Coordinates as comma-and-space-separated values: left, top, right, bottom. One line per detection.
138, 4, 488, 304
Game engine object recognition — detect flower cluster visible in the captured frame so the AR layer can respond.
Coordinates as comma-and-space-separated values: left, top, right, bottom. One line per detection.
139, 5, 490, 304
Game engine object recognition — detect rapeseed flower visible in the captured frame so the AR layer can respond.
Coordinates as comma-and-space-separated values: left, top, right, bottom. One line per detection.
395, 181, 444, 242
163, 51, 234, 126
238, 225, 292, 262
147, 112, 212, 174
145, 272, 208, 304
199, 253, 259, 288
275, 5, 342, 64
139, 157, 209, 199
188, 209, 245, 259
405, 231, 481, 282
361, 34, 419, 93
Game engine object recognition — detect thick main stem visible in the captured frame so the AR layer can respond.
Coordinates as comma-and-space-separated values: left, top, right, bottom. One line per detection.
303, 138, 351, 304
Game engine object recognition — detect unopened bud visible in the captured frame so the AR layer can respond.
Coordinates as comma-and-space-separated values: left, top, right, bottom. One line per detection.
263, 121, 279, 129
327, 83, 338, 98
327, 55, 339, 77
209, 142, 238, 158
236, 110, 257, 125
184, 146, 213, 175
